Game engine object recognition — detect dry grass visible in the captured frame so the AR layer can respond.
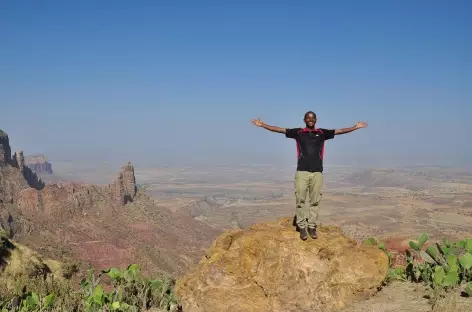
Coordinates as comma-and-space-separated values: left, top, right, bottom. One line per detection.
429, 288, 470, 312
0, 237, 83, 310
0, 238, 74, 281
0, 275, 82, 311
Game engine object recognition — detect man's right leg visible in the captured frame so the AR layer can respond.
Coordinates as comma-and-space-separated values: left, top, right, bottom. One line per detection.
294, 171, 309, 240
307, 172, 323, 239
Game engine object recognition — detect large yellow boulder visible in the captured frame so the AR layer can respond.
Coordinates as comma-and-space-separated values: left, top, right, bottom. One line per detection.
176, 217, 389, 312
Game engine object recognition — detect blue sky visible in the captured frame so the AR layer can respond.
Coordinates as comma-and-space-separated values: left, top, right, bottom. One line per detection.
1, 0, 470, 168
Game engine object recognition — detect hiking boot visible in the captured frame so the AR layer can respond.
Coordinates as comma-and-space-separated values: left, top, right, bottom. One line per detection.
308, 227, 318, 239
299, 228, 308, 241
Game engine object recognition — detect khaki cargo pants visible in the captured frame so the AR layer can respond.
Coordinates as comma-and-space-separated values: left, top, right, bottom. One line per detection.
294, 171, 323, 229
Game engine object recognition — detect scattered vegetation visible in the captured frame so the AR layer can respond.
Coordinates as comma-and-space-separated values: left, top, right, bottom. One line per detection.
0, 264, 180, 311
81, 264, 179, 311
1, 231, 179, 311
364, 233, 472, 298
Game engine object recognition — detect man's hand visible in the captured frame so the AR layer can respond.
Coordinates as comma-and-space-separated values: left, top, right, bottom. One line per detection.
251, 118, 286, 134
335, 121, 368, 135
251, 118, 265, 127
355, 121, 368, 129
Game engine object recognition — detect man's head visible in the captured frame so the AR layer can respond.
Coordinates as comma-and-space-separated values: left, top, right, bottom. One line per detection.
304, 111, 317, 129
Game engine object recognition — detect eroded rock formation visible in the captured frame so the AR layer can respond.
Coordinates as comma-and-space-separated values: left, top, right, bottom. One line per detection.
0, 134, 33, 204
12, 151, 44, 190
114, 161, 137, 205
0, 130, 11, 164
176, 217, 389, 312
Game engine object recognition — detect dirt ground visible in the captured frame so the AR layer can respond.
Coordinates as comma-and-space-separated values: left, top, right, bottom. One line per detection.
341, 281, 470, 312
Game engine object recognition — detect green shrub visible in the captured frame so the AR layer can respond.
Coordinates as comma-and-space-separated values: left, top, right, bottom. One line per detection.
365, 233, 472, 296
0, 264, 180, 312
80, 264, 179, 311
404, 234, 472, 290
0, 275, 81, 311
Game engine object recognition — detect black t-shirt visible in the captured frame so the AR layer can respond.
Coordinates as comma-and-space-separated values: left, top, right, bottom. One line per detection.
285, 128, 335, 172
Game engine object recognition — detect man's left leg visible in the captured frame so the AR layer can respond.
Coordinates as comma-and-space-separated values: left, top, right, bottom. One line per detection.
307, 172, 323, 239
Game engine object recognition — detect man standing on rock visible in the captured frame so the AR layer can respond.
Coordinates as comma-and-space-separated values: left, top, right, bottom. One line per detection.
251, 111, 368, 240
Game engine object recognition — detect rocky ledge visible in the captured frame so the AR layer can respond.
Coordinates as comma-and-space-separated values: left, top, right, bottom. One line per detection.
175, 217, 389, 312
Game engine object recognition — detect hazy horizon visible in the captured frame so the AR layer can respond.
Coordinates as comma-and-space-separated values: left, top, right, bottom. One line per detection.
1, 1, 470, 169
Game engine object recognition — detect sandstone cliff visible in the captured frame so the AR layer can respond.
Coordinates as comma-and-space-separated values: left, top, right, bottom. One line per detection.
0, 131, 44, 205
176, 217, 389, 312
24, 154, 53, 175
11, 151, 45, 190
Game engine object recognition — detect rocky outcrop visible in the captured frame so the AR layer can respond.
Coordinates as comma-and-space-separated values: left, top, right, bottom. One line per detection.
0, 130, 11, 164
176, 217, 389, 312
0, 130, 43, 190
24, 154, 53, 175
12, 151, 25, 172
0, 210, 33, 238
0, 163, 30, 205
114, 161, 137, 205
12, 151, 44, 190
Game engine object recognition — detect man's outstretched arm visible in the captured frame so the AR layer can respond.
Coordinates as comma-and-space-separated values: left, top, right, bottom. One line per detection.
251, 118, 286, 134
335, 121, 368, 135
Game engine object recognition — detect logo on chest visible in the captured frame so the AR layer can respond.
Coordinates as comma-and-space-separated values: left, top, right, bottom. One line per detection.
305, 132, 321, 140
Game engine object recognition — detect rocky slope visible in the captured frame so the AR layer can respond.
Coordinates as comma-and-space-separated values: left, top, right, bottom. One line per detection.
0, 129, 220, 277
176, 217, 389, 312
0, 233, 67, 282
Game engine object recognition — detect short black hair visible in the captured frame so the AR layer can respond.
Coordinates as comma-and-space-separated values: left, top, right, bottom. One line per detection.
304, 111, 316, 119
